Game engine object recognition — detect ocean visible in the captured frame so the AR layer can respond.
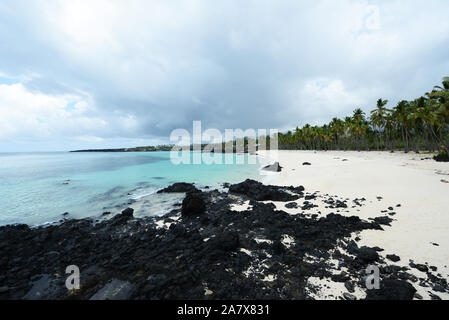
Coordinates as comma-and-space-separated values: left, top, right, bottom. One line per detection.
0, 151, 261, 226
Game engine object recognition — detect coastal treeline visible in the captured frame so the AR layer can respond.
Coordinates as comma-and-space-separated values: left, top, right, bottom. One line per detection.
71, 145, 173, 152
278, 77, 449, 157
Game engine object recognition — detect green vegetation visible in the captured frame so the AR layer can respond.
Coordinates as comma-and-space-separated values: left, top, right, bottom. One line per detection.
71, 145, 174, 152
278, 77, 449, 158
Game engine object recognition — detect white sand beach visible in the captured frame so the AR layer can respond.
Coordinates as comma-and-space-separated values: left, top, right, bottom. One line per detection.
257, 150, 449, 300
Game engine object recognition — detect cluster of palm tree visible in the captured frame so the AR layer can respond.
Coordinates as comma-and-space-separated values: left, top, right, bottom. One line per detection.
279, 77, 449, 156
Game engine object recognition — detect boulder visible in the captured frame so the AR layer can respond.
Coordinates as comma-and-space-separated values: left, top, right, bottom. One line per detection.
356, 246, 379, 263
229, 179, 300, 202
285, 202, 298, 209
181, 191, 206, 216
386, 254, 400, 262
90, 279, 135, 300
158, 183, 198, 194
343, 292, 356, 300
121, 207, 134, 218
262, 162, 282, 172
366, 278, 416, 300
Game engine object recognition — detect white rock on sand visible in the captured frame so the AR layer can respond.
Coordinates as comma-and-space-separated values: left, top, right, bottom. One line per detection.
257, 150, 449, 300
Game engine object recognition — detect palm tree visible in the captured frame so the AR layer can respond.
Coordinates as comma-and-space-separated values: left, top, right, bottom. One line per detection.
370, 99, 389, 150
350, 108, 368, 151
427, 77, 449, 155
392, 100, 411, 152
276, 77, 448, 154
330, 117, 345, 149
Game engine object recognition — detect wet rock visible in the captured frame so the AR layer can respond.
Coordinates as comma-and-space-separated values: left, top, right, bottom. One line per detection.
121, 207, 134, 217
90, 279, 135, 300
366, 278, 416, 300
158, 183, 198, 194
181, 191, 206, 216
0, 179, 410, 300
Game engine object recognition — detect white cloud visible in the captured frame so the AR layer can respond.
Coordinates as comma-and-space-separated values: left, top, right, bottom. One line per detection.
0, 0, 449, 151
0, 83, 105, 139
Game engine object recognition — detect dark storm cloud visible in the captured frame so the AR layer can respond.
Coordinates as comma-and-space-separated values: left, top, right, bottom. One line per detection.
1, 0, 449, 151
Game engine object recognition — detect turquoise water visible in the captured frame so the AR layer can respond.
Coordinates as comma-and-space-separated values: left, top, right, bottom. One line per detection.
0, 152, 260, 226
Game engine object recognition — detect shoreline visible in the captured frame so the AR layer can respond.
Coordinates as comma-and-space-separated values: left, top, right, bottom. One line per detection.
257, 150, 449, 299
0, 151, 448, 300
1, 179, 434, 300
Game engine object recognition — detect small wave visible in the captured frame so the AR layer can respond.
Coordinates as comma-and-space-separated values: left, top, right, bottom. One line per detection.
129, 187, 159, 200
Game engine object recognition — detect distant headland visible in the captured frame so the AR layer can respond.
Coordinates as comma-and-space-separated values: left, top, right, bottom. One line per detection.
70, 145, 174, 152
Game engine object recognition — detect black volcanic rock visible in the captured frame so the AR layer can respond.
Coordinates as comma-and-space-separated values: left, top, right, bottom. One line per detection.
229, 179, 301, 202
366, 278, 416, 300
262, 162, 282, 172
410, 262, 429, 273
373, 216, 393, 226
386, 254, 401, 262
210, 232, 240, 252
1, 180, 446, 300
158, 183, 198, 194
121, 208, 134, 217
181, 191, 206, 217
356, 246, 379, 263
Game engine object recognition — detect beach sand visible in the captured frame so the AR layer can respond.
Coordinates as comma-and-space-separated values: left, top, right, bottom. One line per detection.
257, 150, 449, 300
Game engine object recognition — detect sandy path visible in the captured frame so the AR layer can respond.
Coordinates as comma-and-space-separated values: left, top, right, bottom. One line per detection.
257, 150, 449, 299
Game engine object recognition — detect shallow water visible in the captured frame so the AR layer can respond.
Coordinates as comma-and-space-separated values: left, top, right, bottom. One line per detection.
0, 151, 260, 226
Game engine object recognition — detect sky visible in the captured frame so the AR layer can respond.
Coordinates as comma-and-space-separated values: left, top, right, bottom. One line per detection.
1, 0, 449, 152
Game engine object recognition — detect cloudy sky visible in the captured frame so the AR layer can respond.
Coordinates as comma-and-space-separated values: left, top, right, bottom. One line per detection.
1, 0, 448, 152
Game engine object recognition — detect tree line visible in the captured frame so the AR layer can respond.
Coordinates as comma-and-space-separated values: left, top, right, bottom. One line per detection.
278, 77, 449, 157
